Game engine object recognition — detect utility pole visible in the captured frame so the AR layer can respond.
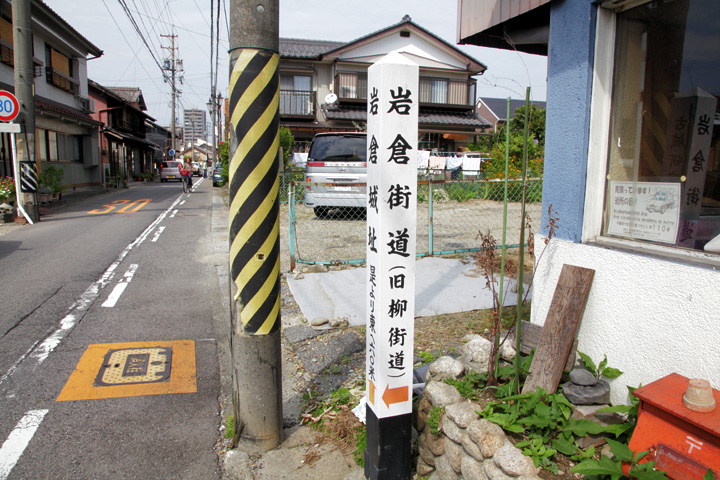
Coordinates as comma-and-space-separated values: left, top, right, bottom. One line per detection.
12, 0, 37, 221
207, 93, 219, 167
161, 33, 180, 153
228, 0, 282, 451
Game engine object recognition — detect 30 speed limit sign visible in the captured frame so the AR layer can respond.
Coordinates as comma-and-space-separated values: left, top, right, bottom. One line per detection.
0, 90, 20, 122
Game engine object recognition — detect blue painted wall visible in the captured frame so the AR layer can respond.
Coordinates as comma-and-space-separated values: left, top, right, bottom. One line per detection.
541, 0, 597, 241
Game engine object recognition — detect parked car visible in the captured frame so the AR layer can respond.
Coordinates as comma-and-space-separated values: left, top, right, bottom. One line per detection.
303, 132, 367, 217
160, 161, 183, 182
192, 162, 202, 176
212, 163, 224, 187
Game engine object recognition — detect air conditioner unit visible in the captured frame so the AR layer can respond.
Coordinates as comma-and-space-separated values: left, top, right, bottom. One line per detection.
78, 97, 94, 114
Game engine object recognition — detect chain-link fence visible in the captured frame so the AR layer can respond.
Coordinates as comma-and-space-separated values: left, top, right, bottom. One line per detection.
285, 174, 543, 267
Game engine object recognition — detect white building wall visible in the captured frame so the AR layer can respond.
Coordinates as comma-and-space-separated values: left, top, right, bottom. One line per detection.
530, 236, 720, 406
338, 33, 469, 71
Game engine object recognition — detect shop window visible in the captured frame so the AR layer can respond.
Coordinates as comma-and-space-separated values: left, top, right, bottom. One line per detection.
601, 0, 720, 253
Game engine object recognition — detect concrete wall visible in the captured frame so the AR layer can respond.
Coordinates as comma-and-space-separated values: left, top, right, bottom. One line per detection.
532, 237, 720, 406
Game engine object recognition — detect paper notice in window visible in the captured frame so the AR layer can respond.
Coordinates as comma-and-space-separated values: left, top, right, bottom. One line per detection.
606, 181, 681, 244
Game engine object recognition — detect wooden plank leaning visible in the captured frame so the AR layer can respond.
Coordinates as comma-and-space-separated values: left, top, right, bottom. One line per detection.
521, 264, 595, 394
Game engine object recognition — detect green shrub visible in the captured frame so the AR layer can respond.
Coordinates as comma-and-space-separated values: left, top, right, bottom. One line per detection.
427, 406, 445, 435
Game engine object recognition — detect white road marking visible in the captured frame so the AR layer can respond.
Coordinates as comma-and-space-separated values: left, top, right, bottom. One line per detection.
102, 283, 128, 308
151, 226, 165, 242
102, 264, 138, 308
0, 196, 185, 390
170, 209, 178, 218
0, 409, 49, 480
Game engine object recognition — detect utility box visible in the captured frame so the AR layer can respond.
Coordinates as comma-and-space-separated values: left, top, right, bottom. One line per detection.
629, 373, 719, 479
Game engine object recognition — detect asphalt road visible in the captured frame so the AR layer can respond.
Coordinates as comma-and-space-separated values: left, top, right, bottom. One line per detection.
0, 178, 224, 479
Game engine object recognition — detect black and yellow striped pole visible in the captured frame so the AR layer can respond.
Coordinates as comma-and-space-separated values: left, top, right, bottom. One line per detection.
228, 0, 282, 451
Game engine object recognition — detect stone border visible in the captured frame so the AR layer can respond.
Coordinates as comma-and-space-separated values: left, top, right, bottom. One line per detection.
414, 349, 543, 480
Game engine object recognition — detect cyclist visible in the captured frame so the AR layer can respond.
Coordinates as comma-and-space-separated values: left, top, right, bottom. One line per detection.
182, 158, 193, 189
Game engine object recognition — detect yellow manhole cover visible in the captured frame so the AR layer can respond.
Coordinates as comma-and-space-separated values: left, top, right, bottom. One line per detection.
96, 347, 172, 386
57, 341, 196, 401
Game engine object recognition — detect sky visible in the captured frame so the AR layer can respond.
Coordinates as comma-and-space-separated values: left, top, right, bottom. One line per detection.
43, 0, 548, 128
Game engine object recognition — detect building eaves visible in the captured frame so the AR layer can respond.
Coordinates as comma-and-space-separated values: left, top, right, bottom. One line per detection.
322, 105, 491, 128
280, 38, 346, 59
105, 128, 156, 148
36, 97, 101, 126
33, 0, 103, 58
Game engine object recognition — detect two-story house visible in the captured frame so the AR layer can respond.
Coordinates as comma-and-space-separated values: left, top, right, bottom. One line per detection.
279, 15, 491, 152
88, 82, 157, 182
0, 0, 102, 187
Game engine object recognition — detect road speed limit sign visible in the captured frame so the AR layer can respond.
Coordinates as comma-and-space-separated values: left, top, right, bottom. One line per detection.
0, 90, 19, 122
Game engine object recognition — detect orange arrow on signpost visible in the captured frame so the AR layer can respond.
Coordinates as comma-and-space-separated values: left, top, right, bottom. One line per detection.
382, 384, 408, 408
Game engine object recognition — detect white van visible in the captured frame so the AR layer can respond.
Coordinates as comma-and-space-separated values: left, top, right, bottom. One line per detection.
303, 133, 367, 217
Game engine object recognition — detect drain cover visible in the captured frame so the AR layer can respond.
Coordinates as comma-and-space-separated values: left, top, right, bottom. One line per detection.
95, 347, 172, 386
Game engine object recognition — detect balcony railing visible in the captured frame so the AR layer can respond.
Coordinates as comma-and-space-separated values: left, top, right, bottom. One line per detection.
279, 90, 315, 117
46, 67, 79, 95
334, 72, 476, 108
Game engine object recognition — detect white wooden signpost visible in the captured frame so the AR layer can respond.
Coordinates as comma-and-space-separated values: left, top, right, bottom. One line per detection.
364, 51, 418, 480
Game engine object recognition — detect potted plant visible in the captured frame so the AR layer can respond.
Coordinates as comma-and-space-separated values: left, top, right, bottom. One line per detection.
38, 184, 52, 204
0, 176, 14, 222
39, 165, 65, 201
0, 176, 15, 205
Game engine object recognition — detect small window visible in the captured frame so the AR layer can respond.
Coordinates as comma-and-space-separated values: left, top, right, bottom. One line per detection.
419, 78, 449, 104
37, 128, 47, 161
47, 131, 58, 161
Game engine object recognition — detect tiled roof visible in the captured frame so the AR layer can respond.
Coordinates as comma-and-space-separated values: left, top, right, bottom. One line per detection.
323, 105, 366, 121
280, 38, 345, 59
480, 97, 546, 122
421, 110, 492, 127
108, 87, 143, 104
323, 105, 491, 128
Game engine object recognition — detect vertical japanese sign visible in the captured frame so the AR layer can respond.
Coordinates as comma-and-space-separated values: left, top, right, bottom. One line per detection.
674, 88, 716, 248
366, 52, 418, 419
